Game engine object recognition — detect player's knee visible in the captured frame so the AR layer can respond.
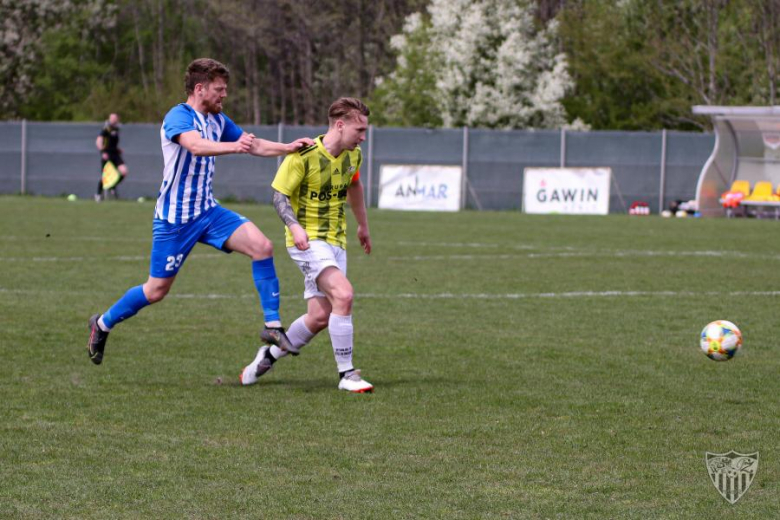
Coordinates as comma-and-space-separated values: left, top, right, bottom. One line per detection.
331, 286, 353, 312
145, 284, 170, 303
146, 290, 166, 304
250, 237, 273, 260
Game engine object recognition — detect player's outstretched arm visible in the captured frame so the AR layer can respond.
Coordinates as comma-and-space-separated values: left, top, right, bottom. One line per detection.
178, 130, 253, 157
250, 137, 315, 157
273, 190, 310, 250
347, 179, 371, 255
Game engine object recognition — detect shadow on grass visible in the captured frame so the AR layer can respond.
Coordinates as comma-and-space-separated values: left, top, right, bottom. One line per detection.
209, 375, 453, 391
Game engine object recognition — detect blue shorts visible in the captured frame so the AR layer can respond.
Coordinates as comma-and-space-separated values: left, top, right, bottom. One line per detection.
150, 206, 249, 278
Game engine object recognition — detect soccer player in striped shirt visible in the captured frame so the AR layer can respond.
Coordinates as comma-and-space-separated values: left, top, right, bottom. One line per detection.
240, 98, 374, 393
86, 58, 313, 367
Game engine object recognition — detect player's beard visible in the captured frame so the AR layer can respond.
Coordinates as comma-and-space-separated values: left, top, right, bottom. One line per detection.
203, 97, 224, 114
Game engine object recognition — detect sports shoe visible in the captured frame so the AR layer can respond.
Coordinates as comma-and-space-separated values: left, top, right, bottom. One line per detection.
260, 326, 298, 355
240, 346, 274, 386
87, 314, 109, 365
338, 369, 373, 393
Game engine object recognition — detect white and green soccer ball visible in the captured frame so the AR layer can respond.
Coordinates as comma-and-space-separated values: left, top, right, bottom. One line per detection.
700, 320, 742, 361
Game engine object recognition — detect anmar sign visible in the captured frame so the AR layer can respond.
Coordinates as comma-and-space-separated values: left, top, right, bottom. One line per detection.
523, 167, 611, 215
378, 165, 462, 212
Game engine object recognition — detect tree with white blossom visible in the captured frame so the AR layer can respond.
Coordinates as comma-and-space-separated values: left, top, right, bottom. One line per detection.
373, 0, 577, 129
370, 13, 443, 127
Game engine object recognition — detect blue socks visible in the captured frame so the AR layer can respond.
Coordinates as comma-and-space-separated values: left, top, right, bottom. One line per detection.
101, 259, 281, 330
102, 285, 150, 329
252, 258, 281, 324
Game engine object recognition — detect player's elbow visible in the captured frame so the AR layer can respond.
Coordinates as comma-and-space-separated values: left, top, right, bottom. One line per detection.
180, 136, 209, 156
188, 142, 210, 156
272, 190, 288, 206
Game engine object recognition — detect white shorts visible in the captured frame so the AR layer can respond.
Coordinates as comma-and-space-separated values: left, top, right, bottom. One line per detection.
287, 240, 347, 299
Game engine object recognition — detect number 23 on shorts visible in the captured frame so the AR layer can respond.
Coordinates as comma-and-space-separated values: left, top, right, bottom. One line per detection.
165, 254, 184, 272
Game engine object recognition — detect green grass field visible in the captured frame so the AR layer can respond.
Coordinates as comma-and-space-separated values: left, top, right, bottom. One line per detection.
2, 195, 780, 519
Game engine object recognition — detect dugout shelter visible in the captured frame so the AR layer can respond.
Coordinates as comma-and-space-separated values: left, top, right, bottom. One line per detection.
694, 105, 780, 216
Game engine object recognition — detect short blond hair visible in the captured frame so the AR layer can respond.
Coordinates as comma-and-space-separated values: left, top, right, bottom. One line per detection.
328, 97, 370, 126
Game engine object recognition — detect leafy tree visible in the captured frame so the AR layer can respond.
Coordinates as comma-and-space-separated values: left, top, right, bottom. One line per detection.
19, 1, 117, 120
559, 0, 677, 130
561, 0, 780, 130
369, 13, 442, 127
0, 0, 88, 118
374, 0, 575, 129
5, 0, 779, 130
433, 0, 574, 128
2, 0, 423, 123
734, 0, 780, 105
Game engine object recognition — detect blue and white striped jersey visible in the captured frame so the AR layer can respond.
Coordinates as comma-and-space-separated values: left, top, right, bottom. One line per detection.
155, 103, 243, 224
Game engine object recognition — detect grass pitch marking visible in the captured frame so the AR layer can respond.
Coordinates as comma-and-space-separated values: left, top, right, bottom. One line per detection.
388, 249, 768, 261
0, 253, 223, 263
3, 287, 780, 300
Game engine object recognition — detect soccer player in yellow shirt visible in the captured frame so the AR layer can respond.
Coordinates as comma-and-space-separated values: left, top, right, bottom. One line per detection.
240, 97, 374, 392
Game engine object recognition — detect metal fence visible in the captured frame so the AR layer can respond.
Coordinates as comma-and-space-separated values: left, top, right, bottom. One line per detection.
0, 121, 714, 213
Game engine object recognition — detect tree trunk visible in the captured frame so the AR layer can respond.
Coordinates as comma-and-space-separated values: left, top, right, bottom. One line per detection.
289, 56, 299, 124
279, 61, 287, 124
705, 1, 719, 104
756, 0, 780, 105
153, 0, 165, 95
293, 15, 315, 125
131, 5, 149, 94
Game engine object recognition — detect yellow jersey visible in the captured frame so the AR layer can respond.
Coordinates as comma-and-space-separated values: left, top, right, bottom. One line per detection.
272, 136, 362, 248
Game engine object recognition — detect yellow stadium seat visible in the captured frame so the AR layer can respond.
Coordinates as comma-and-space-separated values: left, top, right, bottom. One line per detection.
729, 180, 751, 196
745, 181, 776, 202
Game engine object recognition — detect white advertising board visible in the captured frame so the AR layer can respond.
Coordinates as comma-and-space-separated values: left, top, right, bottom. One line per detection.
378, 165, 462, 211
523, 167, 611, 215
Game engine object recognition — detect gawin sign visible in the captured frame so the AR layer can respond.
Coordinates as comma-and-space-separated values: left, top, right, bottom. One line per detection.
523, 167, 611, 215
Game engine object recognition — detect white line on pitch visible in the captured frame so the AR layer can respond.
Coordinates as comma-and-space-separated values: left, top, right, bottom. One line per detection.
388, 250, 771, 261
0, 235, 150, 243
358, 290, 780, 299
1, 250, 774, 263
3, 288, 780, 300
394, 241, 578, 251
0, 253, 223, 262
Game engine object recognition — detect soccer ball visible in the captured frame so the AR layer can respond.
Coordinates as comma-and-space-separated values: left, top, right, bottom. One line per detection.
700, 320, 742, 361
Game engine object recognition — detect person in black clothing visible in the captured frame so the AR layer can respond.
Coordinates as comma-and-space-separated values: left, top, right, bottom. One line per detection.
95, 113, 129, 201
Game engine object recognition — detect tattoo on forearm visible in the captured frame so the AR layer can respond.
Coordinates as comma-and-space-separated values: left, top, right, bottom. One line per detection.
273, 190, 299, 228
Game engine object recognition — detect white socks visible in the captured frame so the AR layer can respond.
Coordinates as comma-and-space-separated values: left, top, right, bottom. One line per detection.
97, 315, 111, 332
270, 315, 314, 359
328, 313, 354, 374
266, 313, 355, 375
